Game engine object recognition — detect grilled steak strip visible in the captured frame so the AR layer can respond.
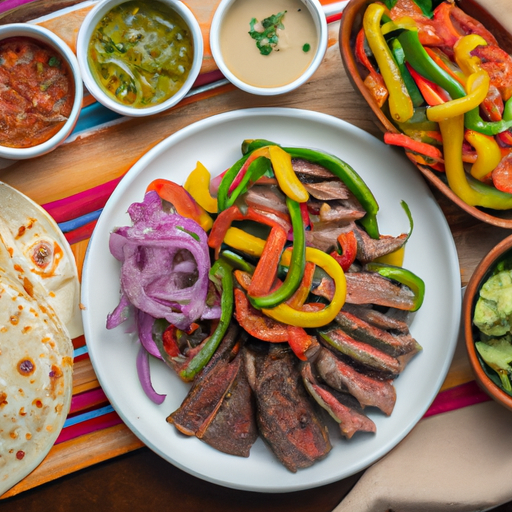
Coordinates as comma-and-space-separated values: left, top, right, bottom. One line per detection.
301, 363, 376, 439
312, 272, 416, 311
246, 345, 331, 472
319, 328, 403, 377
315, 347, 397, 416
196, 350, 258, 457
353, 225, 408, 264
334, 310, 422, 357
342, 304, 410, 333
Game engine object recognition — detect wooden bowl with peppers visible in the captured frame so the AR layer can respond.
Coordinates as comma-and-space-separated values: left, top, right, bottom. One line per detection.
340, 0, 512, 228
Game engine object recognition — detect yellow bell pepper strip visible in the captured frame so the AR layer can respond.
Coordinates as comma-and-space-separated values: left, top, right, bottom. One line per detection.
287, 261, 316, 309
355, 28, 389, 108
184, 161, 218, 214
249, 198, 306, 309
399, 30, 512, 136
390, 38, 424, 108
427, 69, 490, 122
268, 145, 309, 203
262, 247, 346, 329
223, 227, 266, 257
465, 130, 502, 180
454, 34, 487, 76
363, 3, 414, 123
146, 179, 213, 232
439, 115, 512, 209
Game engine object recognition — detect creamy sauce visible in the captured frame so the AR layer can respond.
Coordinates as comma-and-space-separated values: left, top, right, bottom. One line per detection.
219, 0, 318, 88
88, 0, 194, 108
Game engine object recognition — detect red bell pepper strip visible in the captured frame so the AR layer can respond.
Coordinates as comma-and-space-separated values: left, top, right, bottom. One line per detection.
287, 261, 316, 309
248, 225, 287, 298
234, 288, 289, 342
406, 64, 449, 106
384, 132, 445, 163
207, 205, 244, 258
286, 325, 314, 361
355, 28, 389, 108
330, 231, 357, 272
146, 179, 213, 232
432, 2, 466, 48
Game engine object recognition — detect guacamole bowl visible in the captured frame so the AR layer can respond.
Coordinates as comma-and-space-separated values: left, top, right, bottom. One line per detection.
463, 234, 512, 412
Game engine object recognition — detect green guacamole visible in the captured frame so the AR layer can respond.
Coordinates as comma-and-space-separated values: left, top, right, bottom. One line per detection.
88, 0, 193, 108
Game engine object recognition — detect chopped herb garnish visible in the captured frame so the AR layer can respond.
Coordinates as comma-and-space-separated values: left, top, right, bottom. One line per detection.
302, 43, 311, 53
249, 11, 286, 56
48, 56, 61, 68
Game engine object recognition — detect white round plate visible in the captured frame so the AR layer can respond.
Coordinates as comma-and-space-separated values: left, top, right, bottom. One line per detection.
81, 107, 460, 493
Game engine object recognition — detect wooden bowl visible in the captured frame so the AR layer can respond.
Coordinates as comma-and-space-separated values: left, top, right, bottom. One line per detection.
339, 0, 512, 229
463, 234, 512, 412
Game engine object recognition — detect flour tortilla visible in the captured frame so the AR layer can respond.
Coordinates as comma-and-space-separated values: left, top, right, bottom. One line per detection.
0, 182, 82, 338
0, 235, 73, 495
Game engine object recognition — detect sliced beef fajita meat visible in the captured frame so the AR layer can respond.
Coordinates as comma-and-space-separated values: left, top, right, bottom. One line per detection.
342, 304, 411, 333
245, 344, 331, 472
312, 271, 417, 311
301, 363, 376, 439
303, 180, 351, 201
196, 348, 258, 457
334, 310, 422, 357
167, 324, 242, 436
244, 185, 287, 215
315, 347, 397, 416
319, 328, 403, 377
292, 157, 335, 180
353, 225, 408, 264
308, 197, 366, 225
305, 224, 354, 253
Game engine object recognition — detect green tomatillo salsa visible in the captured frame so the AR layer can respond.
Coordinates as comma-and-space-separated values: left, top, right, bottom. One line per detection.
87, 0, 194, 108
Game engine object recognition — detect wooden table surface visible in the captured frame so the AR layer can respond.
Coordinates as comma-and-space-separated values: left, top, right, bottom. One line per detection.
2, 1, 512, 510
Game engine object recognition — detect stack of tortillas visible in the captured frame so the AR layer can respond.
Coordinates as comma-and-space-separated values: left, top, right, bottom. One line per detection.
0, 182, 81, 495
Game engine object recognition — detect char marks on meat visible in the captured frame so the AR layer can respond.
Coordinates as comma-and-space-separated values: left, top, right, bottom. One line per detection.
245, 344, 331, 472
197, 348, 258, 457
334, 310, 422, 357
315, 347, 397, 416
301, 363, 376, 439
342, 304, 410, 333
245, 185, 287, 214
319, 328, 403, 377
312, 272, 417, 311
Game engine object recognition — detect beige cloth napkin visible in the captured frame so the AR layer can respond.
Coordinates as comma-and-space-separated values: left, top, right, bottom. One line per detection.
334, 401, 512, 511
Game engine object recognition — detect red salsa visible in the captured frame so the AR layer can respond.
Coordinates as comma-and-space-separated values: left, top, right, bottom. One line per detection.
0, 36, 75, 148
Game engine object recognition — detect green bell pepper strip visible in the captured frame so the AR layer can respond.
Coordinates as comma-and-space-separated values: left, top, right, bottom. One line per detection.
390, 38, 424, 108
364, 3, 414, 123
216, 153, 252, 212
398, 30, 512, 135
225, 156, 272, 209
366, 262, 425, 311
219, 250, 255, 273
179, 259, 234, 381
241, 139, 380, 238
249, 197, 306, 309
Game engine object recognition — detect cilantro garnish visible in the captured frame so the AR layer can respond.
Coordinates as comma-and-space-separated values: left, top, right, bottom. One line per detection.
248, 11, 286, 56
303, 43, 311, 53
48, 56, 61, 67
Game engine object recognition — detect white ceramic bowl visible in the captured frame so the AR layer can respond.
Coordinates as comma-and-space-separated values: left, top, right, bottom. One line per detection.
76, 0, 203, 118
210, 0, 328, 96
0, 24, 83, 160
